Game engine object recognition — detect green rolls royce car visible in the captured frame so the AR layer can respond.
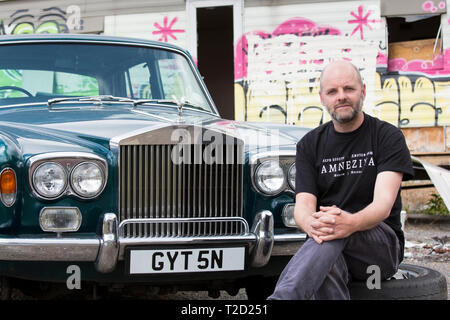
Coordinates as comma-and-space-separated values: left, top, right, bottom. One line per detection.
0, 34, 308, 299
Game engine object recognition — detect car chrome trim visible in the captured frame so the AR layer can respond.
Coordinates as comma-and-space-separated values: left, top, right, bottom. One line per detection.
114, 126, 245, 241
27, 152, 108, 201
0, 211, 307, 271
272, 233, 307, 255
118, 217, 250, 237
129, 108, 182, 123
249, 151, 296, 197
111, 124, 244, 147
109, 123, 170, 148
118, 234, 257, 260
249, 150, 296, 165
27, 152, 107, 167
0, 237, 100, 261
250, 210, 274, 267
95, 213, 119, 273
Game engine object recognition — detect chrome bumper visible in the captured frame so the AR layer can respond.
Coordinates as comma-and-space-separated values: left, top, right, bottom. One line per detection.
0, 211, 306, 273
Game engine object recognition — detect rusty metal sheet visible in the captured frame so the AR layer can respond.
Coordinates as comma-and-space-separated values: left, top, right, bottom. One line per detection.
401, 127, 445, 153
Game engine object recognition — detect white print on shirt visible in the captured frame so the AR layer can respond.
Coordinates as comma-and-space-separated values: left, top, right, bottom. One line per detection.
320, 151, 375, 177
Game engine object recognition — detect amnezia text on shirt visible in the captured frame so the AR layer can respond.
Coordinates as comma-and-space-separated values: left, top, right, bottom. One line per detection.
321, 151, 375, 177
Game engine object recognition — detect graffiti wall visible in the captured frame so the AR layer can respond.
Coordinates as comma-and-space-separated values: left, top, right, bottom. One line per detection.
0, 5, 82, 35
234, 0, 450, 129
104, 11, 187, 49
2, 0, 449, 131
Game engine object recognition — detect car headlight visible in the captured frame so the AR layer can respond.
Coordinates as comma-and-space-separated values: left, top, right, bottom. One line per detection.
32, 162, 67, 198
288, 163, 296, 190
71, 162, 105, 198
254, 160, 285, 195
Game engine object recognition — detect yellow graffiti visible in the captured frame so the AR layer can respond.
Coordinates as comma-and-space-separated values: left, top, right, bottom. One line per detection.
373, 74, 450, 127
290, 78, 329, 127
234, 83, 245, 121
235, 72, 450, 128
0, 6, 82, 35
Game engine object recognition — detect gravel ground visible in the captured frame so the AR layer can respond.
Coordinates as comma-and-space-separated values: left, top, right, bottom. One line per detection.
401, 219, 450, 300
8, 218, 449, 300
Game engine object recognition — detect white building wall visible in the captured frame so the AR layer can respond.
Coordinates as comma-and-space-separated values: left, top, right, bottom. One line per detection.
104, 11, 188, 49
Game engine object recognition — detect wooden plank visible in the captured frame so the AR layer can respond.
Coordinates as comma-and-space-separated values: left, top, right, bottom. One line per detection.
389, 39, 441, 61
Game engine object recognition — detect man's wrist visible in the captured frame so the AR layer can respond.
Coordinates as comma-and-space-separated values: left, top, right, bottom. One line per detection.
295, 213, 308, 231
349, 211, 363, 233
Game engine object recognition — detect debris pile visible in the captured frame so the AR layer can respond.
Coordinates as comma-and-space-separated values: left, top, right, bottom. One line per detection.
404, 236, 449, 262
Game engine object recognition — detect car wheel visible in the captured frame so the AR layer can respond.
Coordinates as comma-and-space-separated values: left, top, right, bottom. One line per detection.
0, 277, 11, 300
349, 263, 447, 300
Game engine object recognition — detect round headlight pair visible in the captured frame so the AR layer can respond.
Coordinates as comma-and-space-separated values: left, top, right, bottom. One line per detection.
33, 161, 104, 199
254, 160, 296, 195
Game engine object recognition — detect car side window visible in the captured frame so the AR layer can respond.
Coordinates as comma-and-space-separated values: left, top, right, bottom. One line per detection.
125, 63, 152, 99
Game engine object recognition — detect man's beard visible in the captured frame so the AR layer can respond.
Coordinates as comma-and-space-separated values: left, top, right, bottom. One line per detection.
329, 99, 363, 124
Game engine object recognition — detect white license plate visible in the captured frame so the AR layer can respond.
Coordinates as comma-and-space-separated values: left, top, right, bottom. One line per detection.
129, 247, 246, 274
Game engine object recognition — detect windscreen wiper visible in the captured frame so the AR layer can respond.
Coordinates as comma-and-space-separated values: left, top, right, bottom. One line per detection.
133, 98, 206, 113
47, 95, 134, 107
133, 97, 210, 123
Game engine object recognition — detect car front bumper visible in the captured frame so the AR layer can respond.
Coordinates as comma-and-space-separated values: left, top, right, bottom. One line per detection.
0, 211, 306, 274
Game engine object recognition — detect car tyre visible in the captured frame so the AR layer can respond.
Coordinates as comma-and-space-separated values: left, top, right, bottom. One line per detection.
349, 263, 447, 300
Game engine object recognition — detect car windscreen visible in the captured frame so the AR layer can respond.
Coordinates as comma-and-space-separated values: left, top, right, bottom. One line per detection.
0, 42, 213, 112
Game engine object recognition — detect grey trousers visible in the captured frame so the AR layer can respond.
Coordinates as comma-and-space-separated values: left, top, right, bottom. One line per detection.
268, 222, 401, 300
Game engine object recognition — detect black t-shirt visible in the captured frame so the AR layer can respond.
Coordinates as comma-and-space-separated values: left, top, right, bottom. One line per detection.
295, 113, 414, 258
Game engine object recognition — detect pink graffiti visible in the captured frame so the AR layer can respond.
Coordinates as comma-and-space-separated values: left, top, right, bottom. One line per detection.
423, 0, 435, 11
272, 18, 340, 37
422, 0, 445, 12
235, 18, 341, 80
377, 52, 388, 66
152, 16, 185, 42
348, 5, 381, 40
388, 49, 450, 76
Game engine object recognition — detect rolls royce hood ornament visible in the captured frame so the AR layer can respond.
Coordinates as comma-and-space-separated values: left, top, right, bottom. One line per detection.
173, 95, 186, 123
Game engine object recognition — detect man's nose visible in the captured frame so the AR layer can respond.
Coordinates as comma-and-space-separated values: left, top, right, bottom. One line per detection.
336, 88, 346, 101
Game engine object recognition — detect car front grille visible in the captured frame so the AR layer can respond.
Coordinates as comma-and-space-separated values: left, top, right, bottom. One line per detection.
119, 142, 244, 238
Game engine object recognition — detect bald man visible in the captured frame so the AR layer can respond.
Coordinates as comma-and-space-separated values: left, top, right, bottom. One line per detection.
268, 60, 414, 300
